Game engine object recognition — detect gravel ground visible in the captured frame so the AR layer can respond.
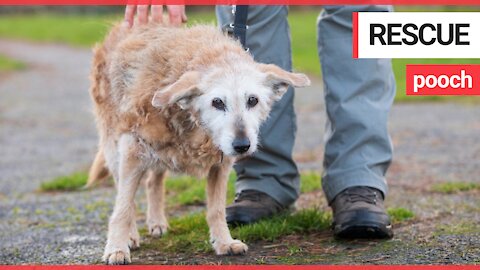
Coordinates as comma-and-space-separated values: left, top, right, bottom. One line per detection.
0, 39, 479, 264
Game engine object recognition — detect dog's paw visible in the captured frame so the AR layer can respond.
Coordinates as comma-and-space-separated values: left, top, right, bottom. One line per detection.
129, 235, 140, 250
213, 239, 248, 256
103, 247, 131, 265
149, 224, 168, 238
129, 227, 141, 250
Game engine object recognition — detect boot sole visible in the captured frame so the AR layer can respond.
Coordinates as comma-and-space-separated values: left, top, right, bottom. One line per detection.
334, 222, 393, 239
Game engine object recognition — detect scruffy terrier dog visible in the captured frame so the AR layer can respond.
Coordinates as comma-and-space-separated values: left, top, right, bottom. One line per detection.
87, 22, 310, 264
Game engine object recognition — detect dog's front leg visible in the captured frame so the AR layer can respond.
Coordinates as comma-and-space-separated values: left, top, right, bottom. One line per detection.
206, 162, 248, 255
103, 135, 144, 265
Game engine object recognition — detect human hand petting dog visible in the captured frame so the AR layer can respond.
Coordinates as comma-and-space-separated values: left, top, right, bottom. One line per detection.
123, 4, 187, 28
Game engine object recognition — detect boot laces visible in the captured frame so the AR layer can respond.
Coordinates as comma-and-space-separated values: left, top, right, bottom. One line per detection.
234, 190, 262, 202
345, 187, 379, 204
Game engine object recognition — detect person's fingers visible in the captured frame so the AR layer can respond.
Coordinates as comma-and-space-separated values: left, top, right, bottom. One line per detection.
151, 5, 164, 23
124, 5, 137, 28
182, 10, 188, 22
137, 5, 149, 25
180, 6, 188, 23
125, 3, 185, 28
167, 5, 187, 26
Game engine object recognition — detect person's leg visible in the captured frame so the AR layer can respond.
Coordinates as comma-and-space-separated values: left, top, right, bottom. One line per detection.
317, 5, 396, 238
216, 5, 300, 223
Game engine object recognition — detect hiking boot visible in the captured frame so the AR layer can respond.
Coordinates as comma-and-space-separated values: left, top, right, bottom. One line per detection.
331, 186, 393, 239
226, 190, 286, 226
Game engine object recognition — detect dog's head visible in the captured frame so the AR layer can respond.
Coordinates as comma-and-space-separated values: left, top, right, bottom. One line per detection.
152, 62, 310, 157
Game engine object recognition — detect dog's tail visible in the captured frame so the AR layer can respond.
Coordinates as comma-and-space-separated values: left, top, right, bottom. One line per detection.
85, 148, 110, 189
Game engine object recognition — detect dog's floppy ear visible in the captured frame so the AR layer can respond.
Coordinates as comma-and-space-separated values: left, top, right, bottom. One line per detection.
258, 64, 311, 100
152, 71, 201, 109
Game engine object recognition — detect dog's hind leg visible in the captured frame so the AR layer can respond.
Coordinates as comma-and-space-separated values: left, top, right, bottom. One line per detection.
145, 168, 169, 237
128, 201, 140, 250
206, 162, 248, 255
103, 134, 145, 265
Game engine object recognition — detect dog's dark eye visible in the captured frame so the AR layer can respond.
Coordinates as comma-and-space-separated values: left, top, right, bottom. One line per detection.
212, 98, 226, 111
247, 95, 258, 108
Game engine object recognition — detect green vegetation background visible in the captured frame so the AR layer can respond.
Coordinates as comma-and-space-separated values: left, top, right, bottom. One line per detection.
1, 7, 479, 102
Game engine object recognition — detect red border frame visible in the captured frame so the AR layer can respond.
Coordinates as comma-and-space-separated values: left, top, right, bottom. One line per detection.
2, 0, 480, 5
0, 266, 480, 269
352, 12, 359, 59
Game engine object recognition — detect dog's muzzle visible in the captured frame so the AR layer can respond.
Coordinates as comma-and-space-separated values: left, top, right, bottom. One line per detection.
232, 137, 250, 154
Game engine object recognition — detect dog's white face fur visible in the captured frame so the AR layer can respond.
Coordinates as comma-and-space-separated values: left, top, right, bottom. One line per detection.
195, 64, 274, 156
152, 61, 309, 157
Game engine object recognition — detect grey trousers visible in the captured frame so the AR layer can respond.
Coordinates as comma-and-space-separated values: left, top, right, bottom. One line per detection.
216, 5, 396, 206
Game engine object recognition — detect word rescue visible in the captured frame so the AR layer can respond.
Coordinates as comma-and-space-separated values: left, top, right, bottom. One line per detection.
370, 23, 469, 46
406, 65, 480, 96
353, 12, 480, 58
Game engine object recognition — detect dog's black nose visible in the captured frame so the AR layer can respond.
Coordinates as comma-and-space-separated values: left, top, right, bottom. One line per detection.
232, 137, 250, 154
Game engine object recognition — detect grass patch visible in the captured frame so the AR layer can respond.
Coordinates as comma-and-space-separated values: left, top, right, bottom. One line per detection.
140, 212, 211, 252
141, 208, 330, 253
288, 9, 322, 75
166, 173, 236, 206
166, 170, 323, 206
0, 12, 217, 48
387, 207, 415, 223
0, 14, 118, 47
300, 171, 322, 193
40, 172, 88, 192
432, 182, 480, 194
0, 54, 25, 72
234, 208, 330, 241
435, 222, 479, 235
166, 170, 322, 206
37, 170, 236, 203
40, 169, 322, 200
166, 175, 206, 206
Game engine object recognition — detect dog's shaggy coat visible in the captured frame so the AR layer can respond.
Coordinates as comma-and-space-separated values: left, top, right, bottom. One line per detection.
88, 22, 310, 264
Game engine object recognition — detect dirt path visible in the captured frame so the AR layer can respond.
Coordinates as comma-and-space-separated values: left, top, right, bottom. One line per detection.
0, 39, 479, 264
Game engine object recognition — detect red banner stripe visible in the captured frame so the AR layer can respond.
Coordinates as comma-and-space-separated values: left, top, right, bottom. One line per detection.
406, 64, 480, 96
0, 266, 480, 269
1, 0, 480, 5
352, 12, 359, 59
